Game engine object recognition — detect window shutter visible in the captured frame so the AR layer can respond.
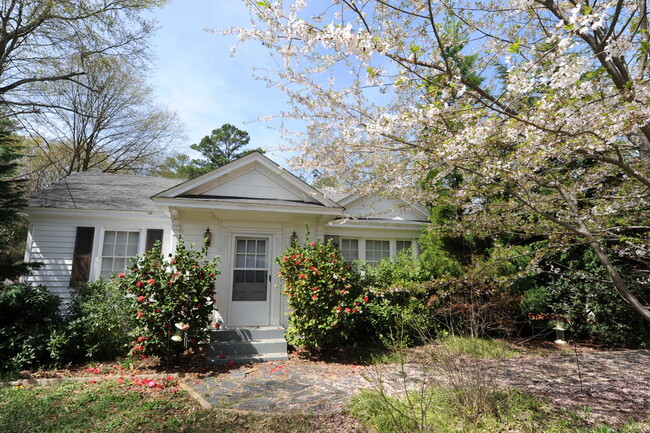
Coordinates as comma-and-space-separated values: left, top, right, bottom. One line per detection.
145, 229, 164, 253
69, 227, 95, 287
324, 235, 340, 247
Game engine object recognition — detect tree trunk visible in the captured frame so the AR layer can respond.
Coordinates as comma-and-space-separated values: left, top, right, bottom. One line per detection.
587, 239, 650, 322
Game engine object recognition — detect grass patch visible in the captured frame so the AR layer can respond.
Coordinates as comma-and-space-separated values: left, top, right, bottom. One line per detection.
0, 380, 359, 433
437, 336, 522, 359
349, 387, 642, 433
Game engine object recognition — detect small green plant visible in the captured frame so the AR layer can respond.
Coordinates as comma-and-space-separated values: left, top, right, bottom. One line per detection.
277, 237, 366, 351
113, 238, 220, 363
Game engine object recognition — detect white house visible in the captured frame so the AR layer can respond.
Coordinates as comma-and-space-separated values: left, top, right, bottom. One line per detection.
23, 152, 428, 327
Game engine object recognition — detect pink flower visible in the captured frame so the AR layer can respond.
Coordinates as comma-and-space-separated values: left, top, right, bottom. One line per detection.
147, 380, 157, 388
147, 278, 155, 284
310, 242, 315, 247
270, 368, 277, 372
312, 294, 318, 299
136, 311, 143, 318
298, 274, 306, 279
138, 296, 145, 302
345, 308, 351, 313
137, 336, 144, 342
136, 281, 143, 288
118, 273, 125, 278
89, 379, 96, 384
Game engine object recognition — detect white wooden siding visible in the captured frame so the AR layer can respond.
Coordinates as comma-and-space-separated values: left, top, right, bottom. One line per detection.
24, 211, 172, 309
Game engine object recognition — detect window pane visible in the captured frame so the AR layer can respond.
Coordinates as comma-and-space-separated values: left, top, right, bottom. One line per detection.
246, 240, 255, 253
126, 241, 139, 256
257, 241, 266, 253
236, 254, 245, 268
397, 241, 412, 253
116, 231, 127, 244
246, 255, 255, 268
236, 240, 246, 253
341, 239, 359, 260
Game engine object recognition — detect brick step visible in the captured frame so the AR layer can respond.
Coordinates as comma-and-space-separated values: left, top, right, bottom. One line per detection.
207, 327, 288, 365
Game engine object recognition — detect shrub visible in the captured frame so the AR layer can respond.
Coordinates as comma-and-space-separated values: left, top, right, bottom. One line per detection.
0, 283, 63, 371
277, 238, 366, 350
526, 247, 650, 346
65, 280, 132, 361
113, 238, 220, 363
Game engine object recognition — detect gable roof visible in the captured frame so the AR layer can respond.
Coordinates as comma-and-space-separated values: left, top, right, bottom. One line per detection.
153, 152, 342, 210
27, 172, 184, 212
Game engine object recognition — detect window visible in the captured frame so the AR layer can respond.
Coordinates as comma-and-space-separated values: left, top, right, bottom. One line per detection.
396, 240, 412, 253
366, 240, 390, 265
340, 239, 359, 260
233, 238, 268, 301
100, 230, 140, 278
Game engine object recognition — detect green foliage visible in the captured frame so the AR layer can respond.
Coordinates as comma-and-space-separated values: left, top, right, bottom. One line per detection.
527, 247, 650, 346
277, 238, 366, 350
0, 283, 63, 371
350, 388, 599, 433
361, 286, 439, 347
438, 336, 521, 359
0, 120, 32, 283
113, 238, 220, 363
65, 280, 133, 361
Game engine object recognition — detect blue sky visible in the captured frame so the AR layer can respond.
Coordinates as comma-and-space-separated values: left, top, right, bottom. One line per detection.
148, 0, 294, 165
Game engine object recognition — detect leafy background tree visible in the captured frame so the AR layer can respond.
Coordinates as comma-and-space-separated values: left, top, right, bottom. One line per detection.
154, 123, 264, 178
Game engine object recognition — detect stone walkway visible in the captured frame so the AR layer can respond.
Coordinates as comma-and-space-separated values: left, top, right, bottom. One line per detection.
187, 361, 369, 413
184, 349, 650, 426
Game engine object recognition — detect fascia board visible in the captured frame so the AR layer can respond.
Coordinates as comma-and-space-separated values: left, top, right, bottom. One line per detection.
151, 197, 344, 216
25, 207, 169, 221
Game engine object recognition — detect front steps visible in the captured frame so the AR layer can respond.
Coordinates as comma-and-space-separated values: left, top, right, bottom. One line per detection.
207, 327, 289, 365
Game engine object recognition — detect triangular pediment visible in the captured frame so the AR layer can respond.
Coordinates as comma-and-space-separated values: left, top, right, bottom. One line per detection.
340, 195, 429, 222
153, 152, 341, 208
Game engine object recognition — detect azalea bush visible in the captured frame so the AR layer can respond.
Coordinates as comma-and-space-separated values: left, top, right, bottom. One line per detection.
277, 238, 366, 351
113, 238, 220, 363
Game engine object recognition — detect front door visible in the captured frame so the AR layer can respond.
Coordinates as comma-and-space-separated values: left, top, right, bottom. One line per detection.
228, 236, 271, 326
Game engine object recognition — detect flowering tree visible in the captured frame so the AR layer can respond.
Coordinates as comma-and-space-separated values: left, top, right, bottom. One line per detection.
229, 1, 650, 321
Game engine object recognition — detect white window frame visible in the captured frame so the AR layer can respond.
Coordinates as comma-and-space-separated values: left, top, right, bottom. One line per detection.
99, 229, 142, 279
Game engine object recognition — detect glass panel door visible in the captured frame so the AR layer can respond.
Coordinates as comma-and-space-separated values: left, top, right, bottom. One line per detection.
232, 238, 268, 301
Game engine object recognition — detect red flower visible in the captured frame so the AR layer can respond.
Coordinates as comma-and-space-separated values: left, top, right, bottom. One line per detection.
344, 308, 351, 313
138, 296, 145, 302
117, 273, 125, 278
147, 380, 157, 388
336, 306, 342, 310
136, 311, 144, 318
298, 274, 306, 279
363, 296, 369, 303
138, 336, 144, 342
227, 360, 236, 368
147, 278, 155, 284
340, 290, 346, 295
352, 308, 359, 313
89, 379, 96, 384
312, 287, 318, 291
310, 242, 315, 247
312, 294, 318, 299
136, 281, 143, 288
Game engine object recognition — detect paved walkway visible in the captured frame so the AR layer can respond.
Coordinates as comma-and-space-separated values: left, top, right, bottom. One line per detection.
184, 349, 650, 426
187, 361, 369, 413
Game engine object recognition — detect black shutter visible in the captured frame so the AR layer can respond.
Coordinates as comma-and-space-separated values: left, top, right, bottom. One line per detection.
324, 235, 340, 247
69, 227, 95, 287
145, 229, 164, 253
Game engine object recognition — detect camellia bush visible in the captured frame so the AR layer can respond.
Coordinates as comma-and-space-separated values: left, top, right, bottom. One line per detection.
277, 238, 367, 351
113, 238, 219, 363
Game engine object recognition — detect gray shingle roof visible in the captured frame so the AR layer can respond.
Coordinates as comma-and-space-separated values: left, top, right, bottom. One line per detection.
27, 172, 186, 212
